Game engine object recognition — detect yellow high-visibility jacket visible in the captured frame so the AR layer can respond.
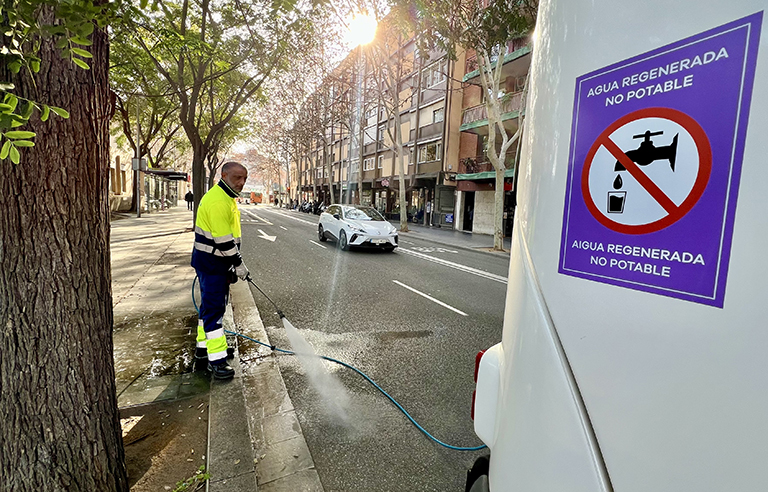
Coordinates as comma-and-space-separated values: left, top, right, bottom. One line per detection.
191, 181, 243, 274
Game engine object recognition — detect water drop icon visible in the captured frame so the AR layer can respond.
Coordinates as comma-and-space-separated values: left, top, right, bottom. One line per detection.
613, 174, 623, 189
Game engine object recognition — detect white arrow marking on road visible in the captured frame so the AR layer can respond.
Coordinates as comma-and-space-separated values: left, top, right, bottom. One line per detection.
392, 280, 468, 316
280, 226, 288, 231
309, 240, 327, 249
257, 229, 276, 242
399, 248, 507, 284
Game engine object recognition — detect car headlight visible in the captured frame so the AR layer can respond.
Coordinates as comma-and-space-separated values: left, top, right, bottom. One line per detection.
347, 223, 365, 232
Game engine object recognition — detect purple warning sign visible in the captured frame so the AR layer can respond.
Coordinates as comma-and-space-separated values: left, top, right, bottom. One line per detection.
559, 12, 762, 307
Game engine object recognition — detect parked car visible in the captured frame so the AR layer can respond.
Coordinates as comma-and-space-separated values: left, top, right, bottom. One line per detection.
318, 204, 398, 251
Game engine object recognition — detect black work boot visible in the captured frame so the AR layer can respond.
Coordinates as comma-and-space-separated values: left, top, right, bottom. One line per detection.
207, 362, 235, 380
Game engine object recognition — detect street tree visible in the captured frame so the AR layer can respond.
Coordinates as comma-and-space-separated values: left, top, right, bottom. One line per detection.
119, 0, 322, 220
402, 0, 538, 250
110, 29, 185, 171
0, 1, 129, 489
364, 11, 417, 231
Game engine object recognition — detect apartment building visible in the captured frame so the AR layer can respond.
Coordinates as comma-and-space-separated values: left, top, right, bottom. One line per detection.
455, 38, 532, 236
292, 22, 464, 227
291, 22, 532, 237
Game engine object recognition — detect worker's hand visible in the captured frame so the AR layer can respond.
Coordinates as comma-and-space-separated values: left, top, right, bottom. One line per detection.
227, 267, 239, 284
235, 263, 250, 281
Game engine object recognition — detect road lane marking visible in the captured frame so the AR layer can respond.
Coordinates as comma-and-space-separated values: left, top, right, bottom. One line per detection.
309, 240, 327, 249
398, 248, 507, 284
409, 246, 458, 254
392, 280, 468, 316
280, 226, 288, 231
259, 208, 317, 226
240, 209, 274, 225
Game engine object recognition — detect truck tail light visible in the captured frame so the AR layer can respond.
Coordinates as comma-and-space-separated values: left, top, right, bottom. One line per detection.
474, 350, 485, 383
472, 350, 485, 420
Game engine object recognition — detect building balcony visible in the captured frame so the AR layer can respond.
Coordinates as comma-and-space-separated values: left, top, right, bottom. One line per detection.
460, 91, 524, 134
409, 121, 444, 142
463, 41, 531, 84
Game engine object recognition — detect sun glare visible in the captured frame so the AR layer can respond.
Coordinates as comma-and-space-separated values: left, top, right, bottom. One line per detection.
346, 14, 377, 47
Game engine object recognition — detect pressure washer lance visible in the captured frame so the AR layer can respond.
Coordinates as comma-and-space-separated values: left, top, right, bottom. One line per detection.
192, 275, 487, 452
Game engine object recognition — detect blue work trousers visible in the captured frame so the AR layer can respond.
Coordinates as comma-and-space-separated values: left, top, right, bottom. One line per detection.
197, 270, 230, 363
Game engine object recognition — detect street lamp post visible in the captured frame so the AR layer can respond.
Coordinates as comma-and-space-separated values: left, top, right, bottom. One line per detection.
345, 14, 377, 205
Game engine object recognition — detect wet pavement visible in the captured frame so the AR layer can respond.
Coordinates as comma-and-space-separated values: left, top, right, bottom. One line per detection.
110, 207, 208, 408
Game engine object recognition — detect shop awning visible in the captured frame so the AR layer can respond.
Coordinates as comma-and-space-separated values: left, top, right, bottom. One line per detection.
144, 169, 188, 181
455, 169, 514, 180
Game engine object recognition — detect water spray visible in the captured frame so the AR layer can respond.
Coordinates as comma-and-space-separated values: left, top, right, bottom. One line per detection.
192, 275, 487, 452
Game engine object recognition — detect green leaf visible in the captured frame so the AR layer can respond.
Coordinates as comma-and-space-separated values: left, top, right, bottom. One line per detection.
50, 107, 70, 118
14, 140, 34, 147
71, 36, 93, 46
9, 61, 22, 74
0, 103, 12, 112
72, 58, 90, 70
0, 140, 9, 159
4, 130, 35, 139
41, 105, 50, 122
30, 59, 40, 73
71, 47, 93, 58
20, 102, 34, 119
4, 94, 18, 111
9, 145, 19, 164
79, 22, 95, 37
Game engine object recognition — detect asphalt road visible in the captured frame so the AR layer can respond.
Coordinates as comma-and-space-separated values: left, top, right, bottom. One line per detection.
238, 205, 510, 492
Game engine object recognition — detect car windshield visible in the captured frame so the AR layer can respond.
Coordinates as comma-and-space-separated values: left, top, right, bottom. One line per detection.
343, 206, 385, 221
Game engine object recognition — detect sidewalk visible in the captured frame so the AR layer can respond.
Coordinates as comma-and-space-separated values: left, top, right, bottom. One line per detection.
111, 206, 320, 492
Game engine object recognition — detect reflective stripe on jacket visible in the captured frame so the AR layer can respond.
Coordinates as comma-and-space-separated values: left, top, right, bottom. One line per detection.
191, 181, 243, 274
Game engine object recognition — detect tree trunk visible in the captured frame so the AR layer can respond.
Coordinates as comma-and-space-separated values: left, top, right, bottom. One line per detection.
0, 16, 129, 491
192, 143, 206, 226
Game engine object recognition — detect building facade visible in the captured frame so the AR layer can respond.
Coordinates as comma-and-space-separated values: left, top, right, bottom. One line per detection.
291, 25, 532, 237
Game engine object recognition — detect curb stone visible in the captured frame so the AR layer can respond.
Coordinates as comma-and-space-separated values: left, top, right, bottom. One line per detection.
222, 280, 324, 491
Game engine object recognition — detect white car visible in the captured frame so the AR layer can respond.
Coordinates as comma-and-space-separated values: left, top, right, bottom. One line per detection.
318, 204, 398, 251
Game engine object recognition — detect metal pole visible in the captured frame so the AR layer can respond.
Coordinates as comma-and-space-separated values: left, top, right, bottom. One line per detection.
347, 45, 364, 205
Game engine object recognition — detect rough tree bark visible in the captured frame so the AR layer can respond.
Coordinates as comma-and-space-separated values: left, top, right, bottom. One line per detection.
0, 13, 128, 492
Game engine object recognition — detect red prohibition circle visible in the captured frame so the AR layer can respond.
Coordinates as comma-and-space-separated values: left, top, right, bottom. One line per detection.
580, 107, 712, 235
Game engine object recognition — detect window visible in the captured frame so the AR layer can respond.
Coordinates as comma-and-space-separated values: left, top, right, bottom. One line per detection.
378, 155, 384, 169
324, 167, 329, 178
363, 126, 375, 146
316, 168, 323, 178
418, 142, 442, 163
363, 157, 375, 171
351, 159, 359, 173
421, 59, 448, 90
433, 107, 444, 123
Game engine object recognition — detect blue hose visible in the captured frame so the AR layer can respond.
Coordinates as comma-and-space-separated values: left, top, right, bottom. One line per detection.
192, 276, 487, 452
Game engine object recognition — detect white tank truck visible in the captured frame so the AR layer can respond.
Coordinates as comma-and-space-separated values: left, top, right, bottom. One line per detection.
467, 1, 767, 491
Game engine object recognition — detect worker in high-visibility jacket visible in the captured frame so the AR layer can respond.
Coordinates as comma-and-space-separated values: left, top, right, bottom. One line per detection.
191, 161, 250, 380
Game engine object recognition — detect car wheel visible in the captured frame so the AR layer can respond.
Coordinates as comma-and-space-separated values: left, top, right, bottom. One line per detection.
339, 230, 349, 251
465, 456, 490, 492
318, 225, 327, 242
